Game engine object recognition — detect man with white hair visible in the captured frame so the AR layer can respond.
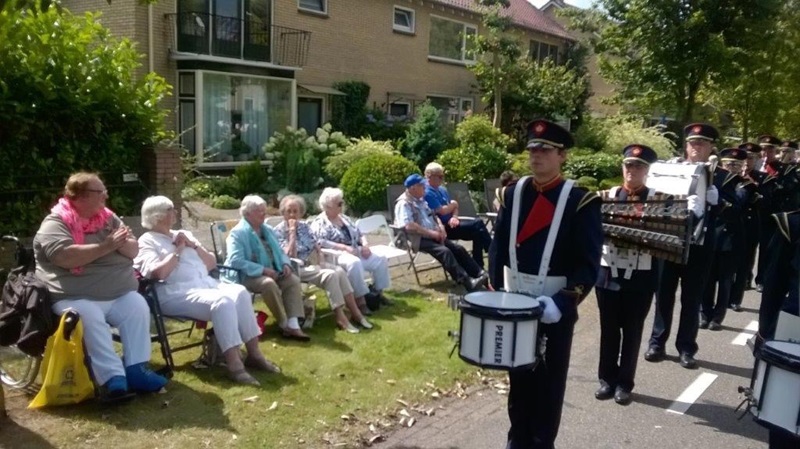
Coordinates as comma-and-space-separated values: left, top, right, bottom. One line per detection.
395, 174, 488, 292
423, 162, 492, 269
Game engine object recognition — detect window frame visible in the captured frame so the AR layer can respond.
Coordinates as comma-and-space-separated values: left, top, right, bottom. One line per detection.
427, 15, 478, 64
426, 95, 473, 125
392, 5, 415, 34
530, 39, 560, 64
298, 0, 327, 15
388, 101, 411, 119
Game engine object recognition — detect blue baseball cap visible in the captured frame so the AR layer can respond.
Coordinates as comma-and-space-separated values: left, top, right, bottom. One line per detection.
404, 173, 424, 188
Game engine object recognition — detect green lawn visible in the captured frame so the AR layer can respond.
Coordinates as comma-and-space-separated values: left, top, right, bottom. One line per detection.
2, 288, 483, 448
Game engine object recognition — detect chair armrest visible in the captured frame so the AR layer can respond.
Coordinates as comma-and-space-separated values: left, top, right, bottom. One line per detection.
212, 264, 245, 283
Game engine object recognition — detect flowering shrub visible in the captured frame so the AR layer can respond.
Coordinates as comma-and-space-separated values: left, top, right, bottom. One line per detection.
264, 124, 349, 193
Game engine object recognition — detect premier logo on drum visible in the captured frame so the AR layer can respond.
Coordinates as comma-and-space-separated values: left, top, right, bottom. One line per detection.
495, 325, 505, 363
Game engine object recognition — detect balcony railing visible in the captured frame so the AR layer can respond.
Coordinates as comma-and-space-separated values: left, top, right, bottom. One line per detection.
165, 12, 311, 68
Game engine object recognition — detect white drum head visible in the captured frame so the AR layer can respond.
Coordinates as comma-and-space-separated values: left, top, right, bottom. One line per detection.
764, 341, 800, 358
464, 291, 539, 310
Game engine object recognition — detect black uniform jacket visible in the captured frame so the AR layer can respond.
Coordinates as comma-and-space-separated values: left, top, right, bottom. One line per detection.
489, 177, 603, 322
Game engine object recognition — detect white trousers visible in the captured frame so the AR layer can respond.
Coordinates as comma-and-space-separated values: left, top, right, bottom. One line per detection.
52, 291, 151, 385
336, 252, 391, 297
158, 283, 260, 353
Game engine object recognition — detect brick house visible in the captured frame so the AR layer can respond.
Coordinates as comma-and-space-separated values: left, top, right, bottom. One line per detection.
63, 0, 575, 169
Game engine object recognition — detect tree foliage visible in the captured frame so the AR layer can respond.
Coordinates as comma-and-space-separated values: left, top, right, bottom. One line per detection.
564, 0, 782, 124
0, 2, 170, 234
701, 0, 800, 139
402, 102, 451, 167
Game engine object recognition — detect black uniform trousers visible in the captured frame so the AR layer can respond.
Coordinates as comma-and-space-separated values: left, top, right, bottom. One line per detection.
701, 249, 739, 325
418, 237, 482, 282
649, 244, 711, 355
596, 287, 653, 391
507, 316, 576, 449
755, 217, 776, 286
731, 217, 759, 307
444, 218, 492, 269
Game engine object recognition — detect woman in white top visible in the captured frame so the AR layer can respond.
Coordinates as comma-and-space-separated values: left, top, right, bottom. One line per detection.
133, 196, 279, 386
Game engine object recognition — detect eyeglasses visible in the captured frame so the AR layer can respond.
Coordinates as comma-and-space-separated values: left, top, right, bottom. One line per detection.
85, 189, 107, 195
337, 202, 344, 207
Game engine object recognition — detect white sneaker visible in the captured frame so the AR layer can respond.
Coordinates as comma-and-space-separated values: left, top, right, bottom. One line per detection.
359, 318, 373, 329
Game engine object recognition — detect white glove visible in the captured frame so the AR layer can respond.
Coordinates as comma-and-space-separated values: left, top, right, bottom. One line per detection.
536, 296, 562, 324
686, 194, 703, 218
706, 185, 719, 206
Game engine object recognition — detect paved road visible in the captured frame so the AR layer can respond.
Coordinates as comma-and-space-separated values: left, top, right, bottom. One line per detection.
383, 287, 770, 449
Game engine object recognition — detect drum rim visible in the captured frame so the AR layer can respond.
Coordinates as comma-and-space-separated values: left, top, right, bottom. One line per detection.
758, 340, 800, 373
459, 300, 544, 318
463, 291, 541, 310
457, 353, 537, 372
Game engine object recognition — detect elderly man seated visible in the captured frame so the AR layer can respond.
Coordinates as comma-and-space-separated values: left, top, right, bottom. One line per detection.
395, 174, 488, 291
423, 163, 492, 269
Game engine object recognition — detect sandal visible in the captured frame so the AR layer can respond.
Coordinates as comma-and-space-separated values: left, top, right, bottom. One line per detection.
228, 368, 260, 386
245, 357, 282, 374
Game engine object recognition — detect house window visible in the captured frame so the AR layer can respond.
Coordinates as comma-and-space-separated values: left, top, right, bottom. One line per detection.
393, 6, 415, 33
298, 0, 326, 14
193, 71, 293, 165
530, 40, 560, 64
428, 16, 477, 63
427, 95, 473, 125
389, 102, 410, 118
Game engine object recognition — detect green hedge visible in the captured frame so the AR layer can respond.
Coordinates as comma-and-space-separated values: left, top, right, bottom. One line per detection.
340, 153, 419, 215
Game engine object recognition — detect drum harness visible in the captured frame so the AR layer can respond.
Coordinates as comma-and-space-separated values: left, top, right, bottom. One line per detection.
449, 177, 573, 363
508, 177, 572, 363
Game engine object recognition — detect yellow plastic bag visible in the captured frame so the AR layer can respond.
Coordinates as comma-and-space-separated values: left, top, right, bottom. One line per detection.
28, 311, 95, 408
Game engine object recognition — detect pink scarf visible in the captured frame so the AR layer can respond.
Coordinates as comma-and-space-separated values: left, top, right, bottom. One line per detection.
51, 197, 114, 274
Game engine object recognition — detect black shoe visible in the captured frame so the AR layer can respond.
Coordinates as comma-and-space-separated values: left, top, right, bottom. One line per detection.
699, 319, 709, 329
595, 384, 614, 400
708, 321, 722, 331
679, 352, 698, 369
464, 276, 485, 292
731, 304, 743, 312
614, 387, 632, 405
756, 284, 764, 293
644, 347, 665, 362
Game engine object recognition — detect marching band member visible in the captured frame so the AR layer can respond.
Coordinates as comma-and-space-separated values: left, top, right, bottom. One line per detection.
755, 210, 800, 449
489, 119, 603, 449
730, 143, 765, 307
644, 123, 720, 369
700, 148, 749, 330
594, 144, 659, 405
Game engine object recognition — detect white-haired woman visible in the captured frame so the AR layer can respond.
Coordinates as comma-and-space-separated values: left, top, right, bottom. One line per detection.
273, 195, 373, 333
310, 188, 391, 314
223, 195, 310, 341
134, 196, 279, 386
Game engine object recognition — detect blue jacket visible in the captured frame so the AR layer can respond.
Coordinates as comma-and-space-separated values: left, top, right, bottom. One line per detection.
223, 218, 291, 282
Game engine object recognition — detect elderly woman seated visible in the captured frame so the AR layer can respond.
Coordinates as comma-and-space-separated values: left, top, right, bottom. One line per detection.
310, 188, 392, 314
133, 196, 279, 386
224, 195, 310, 341
34, 172, 167, 400
272, 195, 373, 333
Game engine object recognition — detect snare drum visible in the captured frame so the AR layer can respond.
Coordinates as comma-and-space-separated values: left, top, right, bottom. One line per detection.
749, 340, 800, 435
458, 291, 543, 371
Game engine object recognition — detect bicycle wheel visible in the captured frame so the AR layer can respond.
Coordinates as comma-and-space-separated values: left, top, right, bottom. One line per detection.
0, 345, 40, 389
